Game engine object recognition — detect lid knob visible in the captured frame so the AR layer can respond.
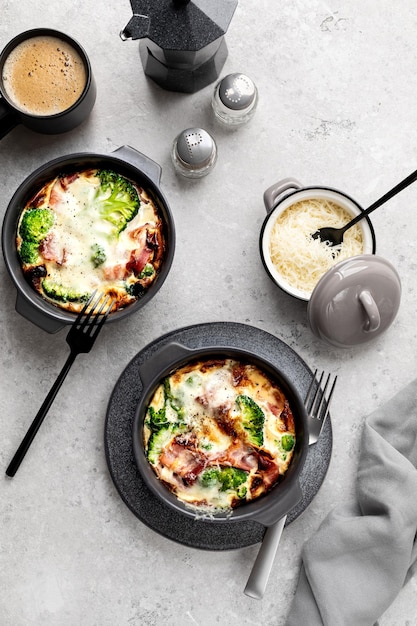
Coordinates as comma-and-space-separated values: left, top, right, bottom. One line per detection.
307, 255, 401, 348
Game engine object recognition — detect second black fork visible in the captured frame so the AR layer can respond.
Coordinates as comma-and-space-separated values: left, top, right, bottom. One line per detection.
6, 292, 113, 477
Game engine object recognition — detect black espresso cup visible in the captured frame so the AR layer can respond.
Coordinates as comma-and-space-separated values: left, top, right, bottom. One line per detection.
0, 28, 96, 139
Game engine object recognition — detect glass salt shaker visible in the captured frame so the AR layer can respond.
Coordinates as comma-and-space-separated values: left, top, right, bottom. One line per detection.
212, 73, 258, 126
171, 127, 217, 178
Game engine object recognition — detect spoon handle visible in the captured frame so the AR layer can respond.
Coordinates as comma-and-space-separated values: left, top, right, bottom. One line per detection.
243, 515, 287, 599
343, 168, 417, 232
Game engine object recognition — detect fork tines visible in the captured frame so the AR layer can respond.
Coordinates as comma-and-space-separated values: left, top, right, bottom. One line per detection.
305, 369, 338, 424
75, 292, 112, 332
68, 291, 114, 347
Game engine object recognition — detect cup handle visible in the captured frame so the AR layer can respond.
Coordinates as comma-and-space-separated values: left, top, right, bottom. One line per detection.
112, 145, 162, 186
0, 97, 19, 140
359, 290, 381, 332
263, 178, 302, 213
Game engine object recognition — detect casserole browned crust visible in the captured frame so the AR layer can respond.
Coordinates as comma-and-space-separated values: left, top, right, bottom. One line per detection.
143, 358, 297, 513
16, 168, 166, 313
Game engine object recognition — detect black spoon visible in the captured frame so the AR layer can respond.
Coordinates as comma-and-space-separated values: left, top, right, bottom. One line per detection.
312, 168, 417, 247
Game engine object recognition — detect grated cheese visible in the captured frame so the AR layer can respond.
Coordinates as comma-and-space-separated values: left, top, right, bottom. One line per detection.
268, 198, 364, 296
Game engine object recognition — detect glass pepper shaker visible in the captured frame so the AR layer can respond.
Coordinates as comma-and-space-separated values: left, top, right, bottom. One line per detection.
171, 127, 218, 178
212, 73, 258, 126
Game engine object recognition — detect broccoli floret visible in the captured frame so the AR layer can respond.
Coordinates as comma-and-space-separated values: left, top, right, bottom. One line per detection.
19, 241, 40, 264
95, 170, 139, 236
138, 263, 155, 279
163, 378, 185, 419
42, 279, 90, 303
19, 208, 54, 243
236, 484, 247, 499
281, 434, 295, 451
163, 378, 176, 404
146, 406, 168, 431
125, 282, 146, 298
218, 467, 248, 491
235, 395, 265, 447
200, 466, 248, 497
147, 424, 175, 465
200, 467, 221, 487
90, 243, 106, 268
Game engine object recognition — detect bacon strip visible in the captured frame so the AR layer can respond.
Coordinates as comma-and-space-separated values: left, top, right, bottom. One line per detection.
160, 442, 207, 485
213, 440, 258, 472
102, 264, 128, 281
39, 233, 66, 265
49, 174, 79, 208
257, 451, 280, 488
126, 246, 152, 276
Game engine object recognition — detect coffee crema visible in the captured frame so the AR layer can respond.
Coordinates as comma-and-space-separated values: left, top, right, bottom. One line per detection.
2, 35, 87, 116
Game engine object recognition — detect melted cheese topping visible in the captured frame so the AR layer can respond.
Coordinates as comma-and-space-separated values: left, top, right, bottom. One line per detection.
16, 169, 166, 313
269, 199, 364, 297
143, 358, 297, 515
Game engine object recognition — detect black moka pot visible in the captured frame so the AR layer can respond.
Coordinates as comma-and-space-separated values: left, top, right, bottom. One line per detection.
120, 0, 238, 93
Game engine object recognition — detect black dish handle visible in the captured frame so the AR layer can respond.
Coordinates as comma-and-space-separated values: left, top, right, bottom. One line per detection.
15, 292, 66, 334
138, 342, 195, 388
112, 145, 162, 187
251, 481, 303, 527
0, 97, 19, 139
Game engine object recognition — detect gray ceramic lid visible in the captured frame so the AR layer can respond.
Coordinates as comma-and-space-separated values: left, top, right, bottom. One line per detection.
307, 255, 401, 348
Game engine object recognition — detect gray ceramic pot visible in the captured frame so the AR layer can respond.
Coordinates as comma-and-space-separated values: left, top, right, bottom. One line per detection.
1, 145, 175, 332
132, 341, 308, 527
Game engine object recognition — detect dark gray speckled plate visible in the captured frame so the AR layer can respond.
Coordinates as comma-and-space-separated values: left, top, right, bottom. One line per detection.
104, 322, 332, 551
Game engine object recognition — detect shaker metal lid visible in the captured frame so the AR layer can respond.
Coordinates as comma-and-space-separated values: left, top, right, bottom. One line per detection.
307, 255, 401, 348
218, 73, 257, 111
175, 128, 216, 167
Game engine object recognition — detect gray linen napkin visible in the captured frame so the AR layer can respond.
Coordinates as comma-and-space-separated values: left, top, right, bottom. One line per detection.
286, 378, 417, 626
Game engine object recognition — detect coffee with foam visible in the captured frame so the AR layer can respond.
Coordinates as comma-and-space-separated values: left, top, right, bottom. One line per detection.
2, 35, 87, 116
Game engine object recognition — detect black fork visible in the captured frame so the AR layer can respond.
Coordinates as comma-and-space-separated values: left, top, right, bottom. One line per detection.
6, 292, 113, 477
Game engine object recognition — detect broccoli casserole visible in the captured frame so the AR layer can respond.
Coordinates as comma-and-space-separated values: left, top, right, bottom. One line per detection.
143, 357, 297, 513
16, 169, 166, 312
